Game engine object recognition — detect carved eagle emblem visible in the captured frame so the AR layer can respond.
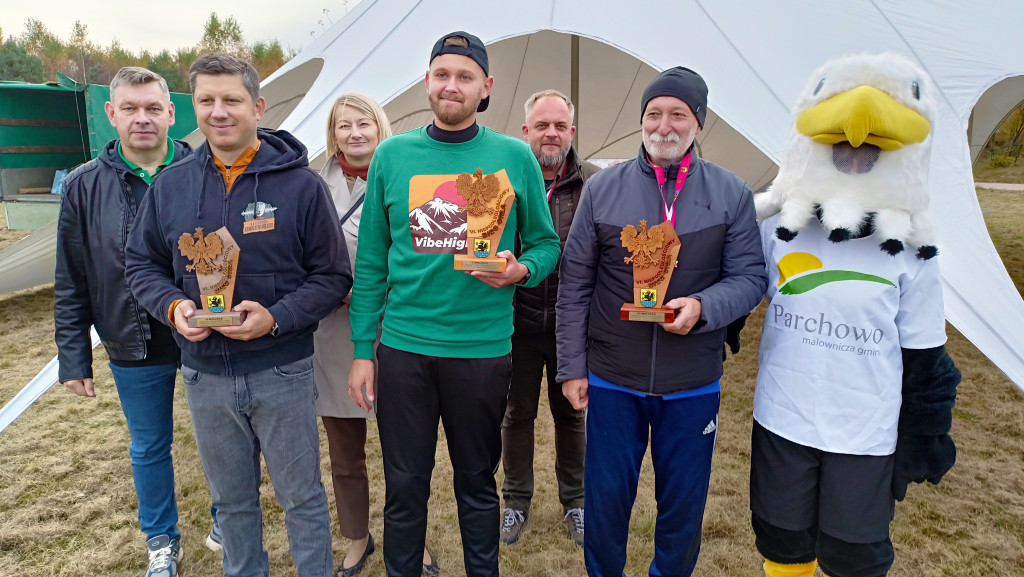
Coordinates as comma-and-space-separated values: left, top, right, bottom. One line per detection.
621, 220, 664, 269
178, 227, 224, 275
456, 169, 501, 216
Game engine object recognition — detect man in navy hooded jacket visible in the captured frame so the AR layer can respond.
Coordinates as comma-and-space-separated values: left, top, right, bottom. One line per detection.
126, 52, 351, 577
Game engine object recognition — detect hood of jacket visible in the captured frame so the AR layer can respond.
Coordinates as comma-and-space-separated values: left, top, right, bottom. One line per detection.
188, 128, 310, 220
197, 127, 309, 174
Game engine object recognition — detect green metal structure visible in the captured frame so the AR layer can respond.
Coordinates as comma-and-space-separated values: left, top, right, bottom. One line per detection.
0, 73, 197, 229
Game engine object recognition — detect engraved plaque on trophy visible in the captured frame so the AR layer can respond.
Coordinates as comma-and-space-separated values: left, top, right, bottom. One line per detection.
453, 169, 515, 272
178, 226, 244, 328
619, 220, 681, 322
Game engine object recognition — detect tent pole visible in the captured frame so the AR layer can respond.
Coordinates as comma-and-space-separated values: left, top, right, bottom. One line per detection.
571, 34, 580, 150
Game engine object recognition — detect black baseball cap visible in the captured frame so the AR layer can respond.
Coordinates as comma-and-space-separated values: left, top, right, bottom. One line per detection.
430, 31, 491, 112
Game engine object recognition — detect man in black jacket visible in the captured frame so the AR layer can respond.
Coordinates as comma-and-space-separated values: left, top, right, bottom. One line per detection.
55, 66, 195, 577
500, 90, 599, 547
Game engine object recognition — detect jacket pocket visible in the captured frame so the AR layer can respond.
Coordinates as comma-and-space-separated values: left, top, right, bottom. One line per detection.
233, 273, 277, 307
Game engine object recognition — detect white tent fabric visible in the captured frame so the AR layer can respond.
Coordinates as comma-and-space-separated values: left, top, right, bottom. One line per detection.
0, 327, 100, 434
0, 219, 57, 294
261, 0, 1024, 392
969, 75, 1024, 162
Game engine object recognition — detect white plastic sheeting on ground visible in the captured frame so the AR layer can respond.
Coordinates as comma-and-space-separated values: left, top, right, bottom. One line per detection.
0, 219, 56, 294
257, 0, 1024, 393
0, 328, 99, 435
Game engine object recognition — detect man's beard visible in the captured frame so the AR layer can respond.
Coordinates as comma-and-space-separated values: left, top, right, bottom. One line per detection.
643, 127, 696, 165
430, 90, 481, 128
533, 145, 569, 171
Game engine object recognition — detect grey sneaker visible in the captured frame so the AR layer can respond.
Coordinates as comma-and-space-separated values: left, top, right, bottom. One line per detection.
499, 508, 528, 545
563, 508, 584, 547
145, 535, 182, 577
205, 521, 223, 552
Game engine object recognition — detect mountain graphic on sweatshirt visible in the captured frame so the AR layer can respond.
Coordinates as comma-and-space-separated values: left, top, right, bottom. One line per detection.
410, 197, 468, 254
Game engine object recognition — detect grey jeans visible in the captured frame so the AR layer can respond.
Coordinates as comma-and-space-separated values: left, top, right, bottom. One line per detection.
182, 357, 333, 577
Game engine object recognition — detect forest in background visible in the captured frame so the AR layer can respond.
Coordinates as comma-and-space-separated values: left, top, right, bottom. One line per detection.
0, 13, 292, 90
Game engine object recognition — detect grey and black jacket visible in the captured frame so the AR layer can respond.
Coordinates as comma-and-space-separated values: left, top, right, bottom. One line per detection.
555, 145, 767, 395
514, 146, 600, 334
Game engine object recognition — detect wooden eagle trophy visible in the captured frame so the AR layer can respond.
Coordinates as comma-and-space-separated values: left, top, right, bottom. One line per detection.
619, 220, 681, 322
453, 168, 515, 272
178, 226, 243, 327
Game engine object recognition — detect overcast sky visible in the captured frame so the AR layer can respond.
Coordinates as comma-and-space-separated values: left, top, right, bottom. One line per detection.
0, 1, 363, 55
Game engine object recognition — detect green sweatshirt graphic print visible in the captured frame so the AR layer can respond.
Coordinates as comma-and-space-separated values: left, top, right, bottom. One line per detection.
350, 126, 561, 359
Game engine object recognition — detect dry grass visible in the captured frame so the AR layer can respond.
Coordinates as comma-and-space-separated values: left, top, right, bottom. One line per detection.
973, 152, 1024, 184
1, 192, 1023, 577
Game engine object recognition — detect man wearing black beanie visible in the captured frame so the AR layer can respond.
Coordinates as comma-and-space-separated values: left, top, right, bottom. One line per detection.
556, 66, 767, 576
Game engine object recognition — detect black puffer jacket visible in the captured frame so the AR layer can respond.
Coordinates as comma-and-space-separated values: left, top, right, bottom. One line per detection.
54, 139, 192, 382
514, 147, 600, 334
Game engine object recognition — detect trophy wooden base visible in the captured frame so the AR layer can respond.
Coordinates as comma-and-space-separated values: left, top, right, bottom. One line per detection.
620, 303, 676, 323
454, 254, 507, 272
188, 311, 245, 328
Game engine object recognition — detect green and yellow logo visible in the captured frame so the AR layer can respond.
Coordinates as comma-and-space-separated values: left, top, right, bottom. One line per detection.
777, 252, 894, 295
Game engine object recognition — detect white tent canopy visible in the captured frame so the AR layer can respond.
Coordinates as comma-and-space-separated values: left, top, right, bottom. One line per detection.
261, 0, 1024, 392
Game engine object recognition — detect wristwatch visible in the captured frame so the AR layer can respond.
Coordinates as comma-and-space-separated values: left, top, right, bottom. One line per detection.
269, 322, 280, 337
517, 267, 532, 286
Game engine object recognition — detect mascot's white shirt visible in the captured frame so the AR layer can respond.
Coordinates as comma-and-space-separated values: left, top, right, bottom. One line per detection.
754, 213, 947, 456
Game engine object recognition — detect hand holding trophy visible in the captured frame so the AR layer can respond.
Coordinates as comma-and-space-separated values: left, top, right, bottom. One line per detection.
178, 226, 244, 328
619, 220, 681, 322
453, 169, 515, 273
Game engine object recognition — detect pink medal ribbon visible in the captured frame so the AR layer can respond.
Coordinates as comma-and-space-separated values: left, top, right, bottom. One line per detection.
650, 151, 692, 226
545, 160, 569, 203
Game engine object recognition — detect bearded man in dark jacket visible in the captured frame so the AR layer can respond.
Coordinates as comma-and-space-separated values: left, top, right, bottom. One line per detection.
500, 89, 599, 548
55, 66, 203, 577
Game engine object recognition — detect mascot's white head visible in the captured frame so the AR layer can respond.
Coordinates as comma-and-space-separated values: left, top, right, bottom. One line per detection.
756, 52, 939, 259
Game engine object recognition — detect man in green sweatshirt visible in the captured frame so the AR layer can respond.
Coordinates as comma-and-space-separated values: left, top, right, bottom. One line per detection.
347, 31, 560, 577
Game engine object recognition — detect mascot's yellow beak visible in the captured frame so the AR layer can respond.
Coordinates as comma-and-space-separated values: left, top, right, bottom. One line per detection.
797, 85, 930, 151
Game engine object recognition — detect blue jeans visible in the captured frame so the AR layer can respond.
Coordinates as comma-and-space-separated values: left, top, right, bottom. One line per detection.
182, 356, 332, 577
109, 362, 180, 541
584, 385, 720, 577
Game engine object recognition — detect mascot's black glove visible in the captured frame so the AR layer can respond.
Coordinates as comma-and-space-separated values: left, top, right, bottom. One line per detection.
892, 345, 961, 501
722, 314, 749, 361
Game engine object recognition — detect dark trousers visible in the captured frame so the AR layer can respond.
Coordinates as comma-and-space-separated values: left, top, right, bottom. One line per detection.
585, 386, 719, 577
322, 416, 370, 540
376, 344, 512, 577
502, 331, 585, 511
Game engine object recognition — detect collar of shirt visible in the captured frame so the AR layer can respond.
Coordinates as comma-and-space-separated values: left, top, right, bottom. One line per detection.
212, 141, 262, 194
117, 137, 176, 184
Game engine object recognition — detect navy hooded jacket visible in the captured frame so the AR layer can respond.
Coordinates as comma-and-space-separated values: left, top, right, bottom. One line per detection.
126, 128, 351, 376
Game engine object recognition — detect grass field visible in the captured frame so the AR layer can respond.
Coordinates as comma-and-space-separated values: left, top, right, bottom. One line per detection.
1, 190, 1022, 577
972, 151, 1024, 184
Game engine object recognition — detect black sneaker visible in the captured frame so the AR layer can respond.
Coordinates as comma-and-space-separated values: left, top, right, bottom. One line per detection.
499, 508, 528, 545
145, 535, 182, 577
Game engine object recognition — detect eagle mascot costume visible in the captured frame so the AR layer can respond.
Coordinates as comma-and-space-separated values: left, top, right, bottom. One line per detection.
750, 53, 961, 577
